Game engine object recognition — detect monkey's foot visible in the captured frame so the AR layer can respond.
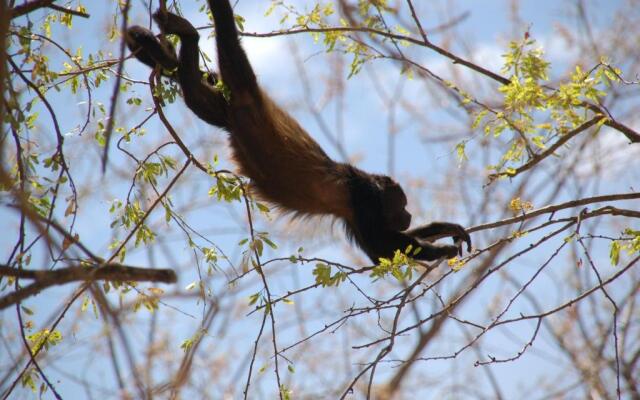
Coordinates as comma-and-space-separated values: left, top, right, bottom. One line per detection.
153, 9, 199, 38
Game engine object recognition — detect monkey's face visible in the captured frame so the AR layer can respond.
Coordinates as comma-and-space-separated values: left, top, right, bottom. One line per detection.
379, 177, 412, 231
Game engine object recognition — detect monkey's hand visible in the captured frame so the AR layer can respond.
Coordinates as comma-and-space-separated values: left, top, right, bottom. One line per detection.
406, 222, 471, 257
449, 225, 472, 256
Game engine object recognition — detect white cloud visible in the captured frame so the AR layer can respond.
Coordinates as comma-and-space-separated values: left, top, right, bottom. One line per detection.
574, 126, 640, 181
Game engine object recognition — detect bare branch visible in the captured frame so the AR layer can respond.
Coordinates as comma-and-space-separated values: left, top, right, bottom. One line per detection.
468, 193, 640, 233
47, 4, 90, 18
488, 116, 604, 182
0, 264, 177, 310
10, 0, 56, 18
10, 0, 90, 19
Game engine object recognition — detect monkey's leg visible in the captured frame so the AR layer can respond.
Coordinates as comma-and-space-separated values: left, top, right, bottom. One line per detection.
150, 10, 228, 127
406, 222, 472, 253
207, 0, 260, 100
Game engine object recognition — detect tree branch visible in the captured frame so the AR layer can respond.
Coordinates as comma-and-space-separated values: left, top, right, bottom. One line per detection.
468, 193, 640, 233
47, 4, 90, 18
488, 116, 604, 182
10, 0, 56, 18
242, 26, 640, 143
0, 264, 177, 310
10, 0, 90, 19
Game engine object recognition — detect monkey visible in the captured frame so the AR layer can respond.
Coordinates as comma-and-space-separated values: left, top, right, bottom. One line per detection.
125, 0, 471, 264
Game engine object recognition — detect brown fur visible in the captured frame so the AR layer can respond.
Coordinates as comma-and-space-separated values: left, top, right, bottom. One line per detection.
125, 2, 471, 263
228, 92, 353, 220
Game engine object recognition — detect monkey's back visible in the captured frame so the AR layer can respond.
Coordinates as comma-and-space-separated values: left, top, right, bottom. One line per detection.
226, 92, 353, 221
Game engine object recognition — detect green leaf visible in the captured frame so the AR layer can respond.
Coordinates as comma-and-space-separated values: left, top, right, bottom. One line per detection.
248, 292, 261, 306
81, 296, 90, 312
610, 241, 620, 266
471, 109, 488, 129
262, 236, 278, 250
21, 305, 34, 316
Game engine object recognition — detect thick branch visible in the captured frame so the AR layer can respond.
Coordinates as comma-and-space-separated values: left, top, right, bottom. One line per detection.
10, 0, 55, 18
582, 102, 640, 143
468, 193, 640, 233
0, 264, 176, 310
241, 26, 509, 85
603, 119, 640, 143
489, 116, 604, 181
47, 4, 90, 18
10, 0, 90, 19
242, 26, 640, 143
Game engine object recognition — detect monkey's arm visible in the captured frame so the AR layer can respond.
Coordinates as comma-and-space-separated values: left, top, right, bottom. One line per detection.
153, 11, 229, 127
127, 13, 228, 127
207, 0, 259, 98
406, 222, 471, 253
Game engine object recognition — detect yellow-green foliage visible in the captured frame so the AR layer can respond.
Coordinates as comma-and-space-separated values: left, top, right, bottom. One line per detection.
471, 37, 620, 177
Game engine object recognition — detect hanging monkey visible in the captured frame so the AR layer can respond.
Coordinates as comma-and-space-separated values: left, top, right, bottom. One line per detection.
125, 0, 471, 263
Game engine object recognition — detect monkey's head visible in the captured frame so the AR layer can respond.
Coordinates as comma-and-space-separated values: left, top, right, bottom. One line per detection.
377, 176, 412, 231
346, 166, 412, 234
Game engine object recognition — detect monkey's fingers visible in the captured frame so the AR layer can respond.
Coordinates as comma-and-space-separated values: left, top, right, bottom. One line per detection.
453, 237, 462, 256
463, 234, 472, 252
451, 228, 472, 253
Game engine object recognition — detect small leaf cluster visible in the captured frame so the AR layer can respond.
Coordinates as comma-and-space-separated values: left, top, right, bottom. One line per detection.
472, 36, 621, 177
239, 231, 278, 258
25, 329, 63, 355
109, 200, 156, 250
371, 245, 421, 281
509, 197, 534, 214
312, 263, 347, 287
447, 257, 467, 272
208, 173, 244, 203
20, 368, 45, 394
153, 79, 180, 104
248, 291, 278, 315
238, 231, 278, 273
180, 329, 204, 352
266, 1, 384, 77
610, 229, 640, 266
132, 288, 164, 313
135, 156, 177, 186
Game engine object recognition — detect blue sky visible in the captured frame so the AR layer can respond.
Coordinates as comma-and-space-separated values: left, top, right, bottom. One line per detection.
2, 0, 637, 398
